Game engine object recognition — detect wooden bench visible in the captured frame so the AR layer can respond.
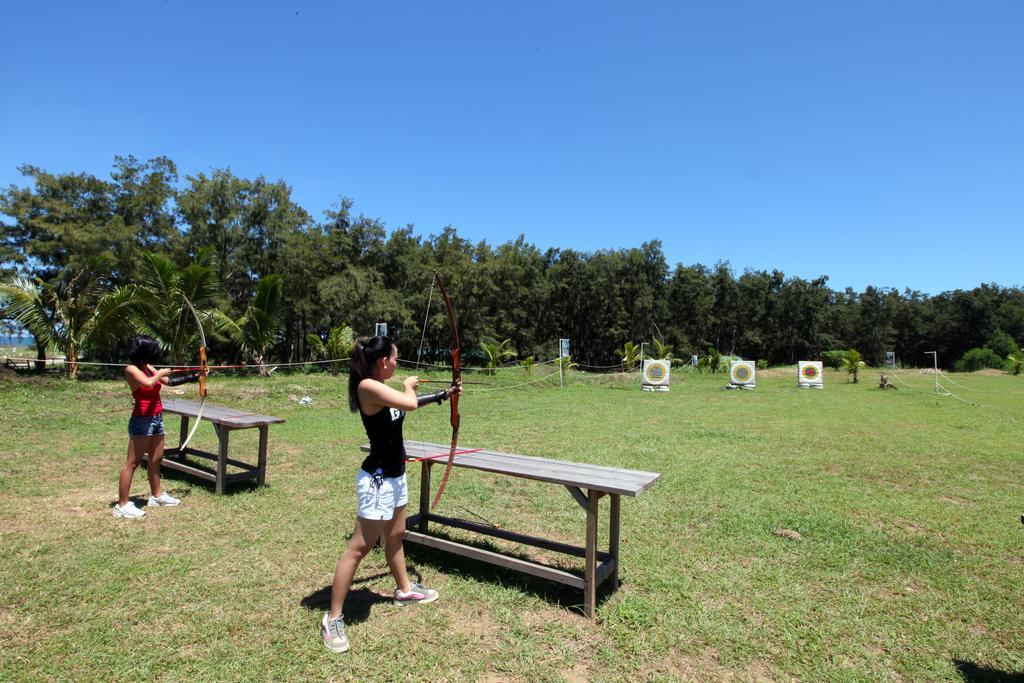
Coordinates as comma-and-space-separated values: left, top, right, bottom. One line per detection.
146, 398, 285, 494
362, 440, 661, 618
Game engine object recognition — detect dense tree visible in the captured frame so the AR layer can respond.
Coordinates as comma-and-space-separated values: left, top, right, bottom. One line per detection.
4, 156, 1024, 371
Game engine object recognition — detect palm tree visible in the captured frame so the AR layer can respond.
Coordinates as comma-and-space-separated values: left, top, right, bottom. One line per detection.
557, 355, 579, 373
307, 324, 355, 375
134, 250, 221, 364
213, 275, 284, 375
841, 348, 866, 383
698, 347, 723, 374
650, 339, 678, 364
0, 272, 143, 378
519, 355, 535, 376
480, 338, 517, 375
614, 341, 643, 370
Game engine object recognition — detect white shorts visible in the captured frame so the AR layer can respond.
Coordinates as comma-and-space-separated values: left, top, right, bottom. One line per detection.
356, 469, 408, 521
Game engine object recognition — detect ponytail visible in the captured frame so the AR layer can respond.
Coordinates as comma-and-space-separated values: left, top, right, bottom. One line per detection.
348, 335, 394, 412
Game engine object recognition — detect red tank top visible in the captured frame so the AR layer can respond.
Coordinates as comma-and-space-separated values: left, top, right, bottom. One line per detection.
131, 368, 163, 417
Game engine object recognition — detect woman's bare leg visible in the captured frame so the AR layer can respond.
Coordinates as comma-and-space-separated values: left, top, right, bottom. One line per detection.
118, 438, 145, 505
383, 505, 413, 593
328, 516, 389, 620
145, 434, 166, 496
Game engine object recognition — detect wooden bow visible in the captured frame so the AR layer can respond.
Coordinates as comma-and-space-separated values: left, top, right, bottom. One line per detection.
430, 271, 460, 509
178, 295, 207, 453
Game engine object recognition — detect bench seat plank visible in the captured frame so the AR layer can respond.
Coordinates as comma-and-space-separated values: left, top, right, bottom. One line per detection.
163, 398, 286, 428
362, 440, 661, 497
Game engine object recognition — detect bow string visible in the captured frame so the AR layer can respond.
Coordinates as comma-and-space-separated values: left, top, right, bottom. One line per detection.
178, 294, 208, 453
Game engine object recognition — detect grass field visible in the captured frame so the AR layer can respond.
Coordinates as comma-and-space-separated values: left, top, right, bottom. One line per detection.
1, 366, 1022, 681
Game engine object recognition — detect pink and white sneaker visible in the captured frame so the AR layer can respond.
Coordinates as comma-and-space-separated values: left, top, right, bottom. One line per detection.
394, 582, 439, 606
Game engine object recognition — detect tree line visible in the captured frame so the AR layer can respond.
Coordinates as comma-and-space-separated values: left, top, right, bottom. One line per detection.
2, 156, 1023, 372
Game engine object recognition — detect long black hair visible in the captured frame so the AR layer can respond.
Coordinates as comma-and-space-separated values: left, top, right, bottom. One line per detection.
128, 335, 162, 368
348, 335, 394, 412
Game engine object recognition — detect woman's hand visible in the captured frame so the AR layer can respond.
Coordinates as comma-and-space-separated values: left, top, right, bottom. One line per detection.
446, 379, 463, 398
403, 375, 420, 392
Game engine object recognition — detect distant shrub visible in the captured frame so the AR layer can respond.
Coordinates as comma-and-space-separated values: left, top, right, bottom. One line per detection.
698, 347, 723, 374
756, 359, 768, 370
821, 350, 845, 369
954, 348, 1004, 372
985, 329, 1020, 359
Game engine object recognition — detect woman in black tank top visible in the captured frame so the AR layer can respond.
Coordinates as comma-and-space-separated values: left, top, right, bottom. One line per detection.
320, 335, 459, 653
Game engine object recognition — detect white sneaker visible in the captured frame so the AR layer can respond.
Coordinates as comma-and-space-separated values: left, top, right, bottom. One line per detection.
147, 492, 181, 507
113, 501, 146, 518
322, 612, 350, 653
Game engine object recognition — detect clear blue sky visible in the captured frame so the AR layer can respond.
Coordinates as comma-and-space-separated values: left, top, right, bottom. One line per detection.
2, 1, 1022, 295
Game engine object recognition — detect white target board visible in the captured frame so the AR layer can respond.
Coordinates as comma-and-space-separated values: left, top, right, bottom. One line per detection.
728, 360, 756, 388
641, 359, 671, 392
798, 361, 823, 389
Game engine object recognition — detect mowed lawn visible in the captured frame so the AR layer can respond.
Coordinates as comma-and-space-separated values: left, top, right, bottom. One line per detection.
1, 367, 1022, 681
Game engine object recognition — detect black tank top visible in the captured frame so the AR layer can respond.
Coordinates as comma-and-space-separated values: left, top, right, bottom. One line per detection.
359, 405, 406, 478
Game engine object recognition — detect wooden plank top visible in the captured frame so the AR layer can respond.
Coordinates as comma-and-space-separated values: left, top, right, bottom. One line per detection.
162, 398, 285, 427
361, 440, 661, 497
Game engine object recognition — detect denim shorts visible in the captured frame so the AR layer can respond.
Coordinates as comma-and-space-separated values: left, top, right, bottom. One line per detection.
128, 414, 165, 438
356, 469, 408, 521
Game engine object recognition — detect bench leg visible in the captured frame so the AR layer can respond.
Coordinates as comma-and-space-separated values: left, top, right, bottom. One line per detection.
418, 460, 430, 533
176, 415, 189, 456
215, 425, 229, 494
257, 426, 268, 487
610, 494, 621, 590
584, 489, 600, 618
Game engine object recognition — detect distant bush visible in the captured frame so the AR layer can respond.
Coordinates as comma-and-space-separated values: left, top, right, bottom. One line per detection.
698, 347, 723, 374
756, 359, 768, 370
821, 350, 845, 369
954, 348, 1004, 372
985, 329, 1020, 359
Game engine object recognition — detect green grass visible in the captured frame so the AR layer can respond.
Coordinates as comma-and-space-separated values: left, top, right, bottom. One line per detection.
1, 366, 1022, 681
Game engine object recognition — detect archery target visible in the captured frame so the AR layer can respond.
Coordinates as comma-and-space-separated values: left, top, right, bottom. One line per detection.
729, 360, 755, 387
798, 361, 823, 388
642, 359, 671, 387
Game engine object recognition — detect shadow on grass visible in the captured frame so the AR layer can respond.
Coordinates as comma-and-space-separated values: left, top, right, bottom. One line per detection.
400, 529, 614, 617
300, 586, 393, 625
300, 565, 435, 623
141, 459, 263, 496
954, 661, 1024, 682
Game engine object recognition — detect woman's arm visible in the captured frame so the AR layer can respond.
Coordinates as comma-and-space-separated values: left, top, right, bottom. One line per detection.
358, 376, 420, 413
125, 364, 169, 389
164, 372, 200, 387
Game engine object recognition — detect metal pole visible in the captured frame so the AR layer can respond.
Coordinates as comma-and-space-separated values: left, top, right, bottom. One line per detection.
558, 341, 563, 389
925, 351, 938, 394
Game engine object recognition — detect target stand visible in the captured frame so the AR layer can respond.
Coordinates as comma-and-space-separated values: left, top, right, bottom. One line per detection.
641, 359, 671, 392
798, 361, 824, 389
725, 360, 756, 390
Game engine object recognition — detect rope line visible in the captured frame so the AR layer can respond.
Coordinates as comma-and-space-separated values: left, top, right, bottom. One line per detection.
467, 369, 562, 394
936, 371, 1001, 393
1, 356, 350, 369
398, 357, 561, 372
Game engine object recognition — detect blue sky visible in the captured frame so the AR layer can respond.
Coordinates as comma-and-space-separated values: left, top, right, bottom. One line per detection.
2, 1, 1022, 295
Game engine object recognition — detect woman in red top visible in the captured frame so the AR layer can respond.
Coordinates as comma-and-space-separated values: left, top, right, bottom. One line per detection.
115, 335, 202, 519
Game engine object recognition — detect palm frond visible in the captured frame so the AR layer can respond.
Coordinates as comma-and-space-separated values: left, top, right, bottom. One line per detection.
0, 276, 54, 349
138, 253, 181, 298
80, 285, 147, 350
